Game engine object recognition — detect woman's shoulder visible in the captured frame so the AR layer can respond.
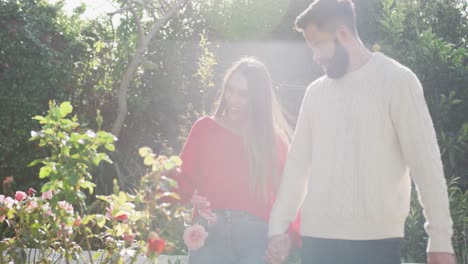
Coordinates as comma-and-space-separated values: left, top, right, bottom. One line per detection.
189, 116, 214, 134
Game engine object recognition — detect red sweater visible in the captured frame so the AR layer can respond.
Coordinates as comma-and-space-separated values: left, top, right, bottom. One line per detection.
174, 116, 301, 244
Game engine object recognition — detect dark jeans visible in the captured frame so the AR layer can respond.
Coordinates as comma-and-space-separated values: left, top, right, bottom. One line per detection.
301, 236, 402, 264
188, 210, 268, 264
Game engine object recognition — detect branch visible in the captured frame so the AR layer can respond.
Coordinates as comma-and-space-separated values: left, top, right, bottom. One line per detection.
107, 6, 131, 17
143, 0, 190, 47
128, 1, 144, 41
111, 0, 191, 137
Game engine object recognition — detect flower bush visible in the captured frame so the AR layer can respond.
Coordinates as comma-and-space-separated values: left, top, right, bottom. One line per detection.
0, 101, 191, 263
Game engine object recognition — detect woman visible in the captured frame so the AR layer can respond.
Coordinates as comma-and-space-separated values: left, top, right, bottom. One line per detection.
176, 57, 300, 263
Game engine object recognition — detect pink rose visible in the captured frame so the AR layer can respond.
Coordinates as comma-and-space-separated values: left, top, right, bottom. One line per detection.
57, 224, 72, 238
190, 192, 211, 209
41, 190, 53, 200
147, 232, 165, 254
105, 206, 113, 219
27, 188, 36, 196
123, 232, 135, 245
42, 203, 54, 217
5, 197, 14, 208
0, 214, 5, 222
0, 196, 15, 209
105, 205, 129, 222
26, 200, 38, 213
57, 201, 74, 214
183, 224, 208, 251
198, 208, 217, 224
73, 215, 81, 227
115, 213, 129, 222
15, 191, 27, 202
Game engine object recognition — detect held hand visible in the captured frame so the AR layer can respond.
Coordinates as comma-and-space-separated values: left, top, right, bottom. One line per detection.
427, 252, 456, 264
265, 234, 292, 264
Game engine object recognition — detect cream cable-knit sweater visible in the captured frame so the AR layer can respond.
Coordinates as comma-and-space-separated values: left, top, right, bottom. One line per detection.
268, 52, 453, 253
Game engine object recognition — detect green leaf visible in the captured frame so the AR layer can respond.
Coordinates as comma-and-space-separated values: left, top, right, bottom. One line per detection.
80, 180, 96, 192
93, 40, 105, 53
93, 251, 104, 260
164, 160, 175, 171
41, 182, 56, 192
169, 156, 182, 166
82, 214, 96, 225
156, 192, 180, 201
144, 154, 155, 166
161, 176, 178, 188
32, 115, 47, 124
69, 173, 79, 186
105, 144, 115, 151
28, 159, 43, 167
39, 165, 53, 178
96, 215, 106, 228
59, 102, 73, 117
115, 223, 125, 237
101, 154, 113, 164
138, 147, 152, 158
96, 110, 103, 130
97, 195, 110, 203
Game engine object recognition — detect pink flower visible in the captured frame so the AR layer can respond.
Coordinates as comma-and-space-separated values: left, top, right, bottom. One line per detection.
15, 191, 27, 202
123, 233, 135, 245
26, 200, 38, 213
57, 224, 72, 238
147, 232, 165, 254
27, 188, 36, 196
0, 196, 15, 209
115, 213, 129, 222
198, 208, 217, 224
0, 205, 6, 222
73, 215, 81, 227
183, 224, 208, 251
105, 205, 129, 222
190, 192, 211, 209
57, 201, 74, 214
3, 176, 14, 184
41, 190, 53, 200
5, 197, 14, 208
41, 203, 54, 217
105, 206, 113, 219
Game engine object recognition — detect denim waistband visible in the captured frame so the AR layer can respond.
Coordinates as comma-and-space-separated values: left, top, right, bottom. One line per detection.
213, 210, 266, 222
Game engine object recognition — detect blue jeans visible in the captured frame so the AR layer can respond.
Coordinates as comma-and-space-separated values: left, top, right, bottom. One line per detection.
188, 210, 268, 264
301, 236, 402, 264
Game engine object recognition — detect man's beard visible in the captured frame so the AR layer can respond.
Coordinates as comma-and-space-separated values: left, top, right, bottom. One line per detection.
323, 39, 350, 79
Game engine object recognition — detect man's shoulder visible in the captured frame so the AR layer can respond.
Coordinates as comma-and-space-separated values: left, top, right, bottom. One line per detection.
306, 75, 327, 94
376, 52, 416, 79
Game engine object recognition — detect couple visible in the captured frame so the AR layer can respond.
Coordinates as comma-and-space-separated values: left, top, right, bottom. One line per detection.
175, 0, 456, 263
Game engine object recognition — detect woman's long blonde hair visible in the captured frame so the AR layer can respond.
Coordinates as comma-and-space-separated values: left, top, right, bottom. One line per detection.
214, 57, 292, 202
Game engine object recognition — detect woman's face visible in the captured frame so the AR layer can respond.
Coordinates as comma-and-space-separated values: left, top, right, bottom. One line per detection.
224, 71, 249, 122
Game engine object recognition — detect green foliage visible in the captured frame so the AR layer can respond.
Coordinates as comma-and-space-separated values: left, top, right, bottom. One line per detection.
0, 190, 84, 263
200, 0, 290, 39
29, 101, 115, 205
0, 0, 78, 181
376, 0, 468, 262
1, 0, 467, 261
0, 102, 189, 263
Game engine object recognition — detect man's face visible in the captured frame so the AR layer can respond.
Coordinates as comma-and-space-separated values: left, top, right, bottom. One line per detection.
303, 24, 350, 79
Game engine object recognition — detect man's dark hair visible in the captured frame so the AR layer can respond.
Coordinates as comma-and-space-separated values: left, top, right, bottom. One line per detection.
295, 0, 358, 35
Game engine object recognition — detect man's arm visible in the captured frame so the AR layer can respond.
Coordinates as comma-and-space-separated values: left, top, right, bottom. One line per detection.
268, 83, 315, 237
390, 68, 454, 254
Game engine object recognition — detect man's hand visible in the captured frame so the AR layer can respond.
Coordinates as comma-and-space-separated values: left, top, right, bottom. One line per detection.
427, 252, 456, 264
265, 234, 292, 264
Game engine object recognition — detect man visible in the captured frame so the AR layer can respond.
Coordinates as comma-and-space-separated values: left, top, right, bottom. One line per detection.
266, 0, 456, 263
